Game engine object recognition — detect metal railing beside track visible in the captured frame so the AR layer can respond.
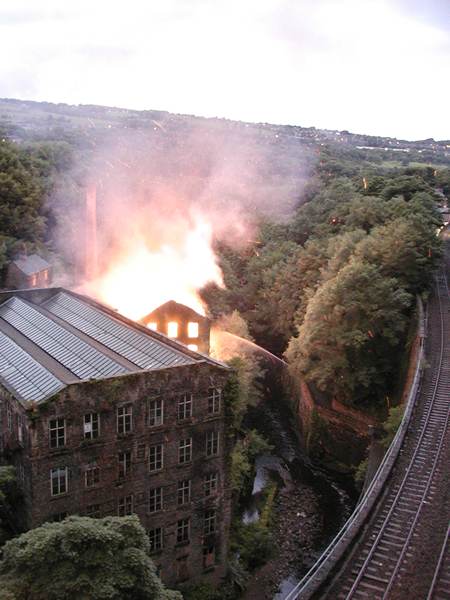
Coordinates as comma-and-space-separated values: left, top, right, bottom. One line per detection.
283, 298, 426, 600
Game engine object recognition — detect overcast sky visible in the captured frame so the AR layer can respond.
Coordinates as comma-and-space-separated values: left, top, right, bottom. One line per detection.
0, 0, 448, 140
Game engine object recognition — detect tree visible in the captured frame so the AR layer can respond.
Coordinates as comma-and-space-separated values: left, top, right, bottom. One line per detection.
354, 216, 441, 293
286, 261, 412, 405
0, 516, 181, 600
0, 466, 20, 545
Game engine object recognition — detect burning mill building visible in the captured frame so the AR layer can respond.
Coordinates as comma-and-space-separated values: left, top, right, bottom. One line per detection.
0, 286, 232, 587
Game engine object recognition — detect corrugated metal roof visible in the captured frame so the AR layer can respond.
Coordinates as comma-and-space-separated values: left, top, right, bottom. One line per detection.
43, 292, 196, 370
0, 297, 128, 380
12, 254, 50, 276
0, 330, 64, 402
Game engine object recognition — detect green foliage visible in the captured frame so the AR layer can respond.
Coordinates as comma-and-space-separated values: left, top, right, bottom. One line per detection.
287, 260, 412, 405
232, 482, 276, 573
0, 466, 20, 545
0, 466, 16, 505
183, 583, 223, 600
0, 515, 181, 600
229, 430, 272, 495
0, 137, 75, 280
382, 405, 405, 449
354, 458, 369, 488
236, 521, 273, 571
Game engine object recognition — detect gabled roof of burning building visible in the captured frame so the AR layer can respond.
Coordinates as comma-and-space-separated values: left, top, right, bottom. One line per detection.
0, 287, 224, 405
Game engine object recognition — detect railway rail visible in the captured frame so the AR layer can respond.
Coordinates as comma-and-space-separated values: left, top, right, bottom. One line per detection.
284, 243, 450, 600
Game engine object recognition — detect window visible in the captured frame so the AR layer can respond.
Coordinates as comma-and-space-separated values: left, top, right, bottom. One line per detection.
167, 322, 178, 338
147, 322, 158, 331
118, 451, 131, 479
7, 405, 12, 431
50, 512, 68, 523
117, 404, 132, 434
149, 444, 164, 472
177, 479, 191, 505
149, 527, 163, 552
50, 467, 68, 496
149, 398, 163, 427
30, 274, 37, 287
208, 388, 221, 415
177, 393, 193, 420
49, 418, 66, 449
136, 442, 146, 459
204, 509, 216, 534
179, 438, 192, 464
176, 518, 190, 544
187, 344, 198, 351
84, 413, 100, 439
17, 414, 23, 443
85, 466, 100, 487
149, 487, 163, 513
203, 545, 216, 569
86, 504, 101, 518
118, 495, 133, 516
187, 322, 199, 338
204, 472, 218, 497
43, 269, 49, 282
18, 463, 25, 485
206, 431, 219, 457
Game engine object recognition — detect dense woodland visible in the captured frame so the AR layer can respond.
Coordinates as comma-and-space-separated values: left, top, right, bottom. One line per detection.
204, 164, 445, 409
0, 100, 449, 598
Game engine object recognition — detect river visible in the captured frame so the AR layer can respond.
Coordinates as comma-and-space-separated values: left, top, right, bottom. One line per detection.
241, 390, 355, 599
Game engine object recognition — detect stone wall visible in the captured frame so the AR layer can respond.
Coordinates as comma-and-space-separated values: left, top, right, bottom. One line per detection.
3, 361, 232, 588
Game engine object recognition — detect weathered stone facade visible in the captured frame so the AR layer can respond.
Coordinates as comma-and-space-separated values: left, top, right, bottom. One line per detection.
0, 288, 232, 589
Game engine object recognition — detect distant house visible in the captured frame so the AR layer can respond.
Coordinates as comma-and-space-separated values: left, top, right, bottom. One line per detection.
6, 254, 52, 289
141, 301, 211, 355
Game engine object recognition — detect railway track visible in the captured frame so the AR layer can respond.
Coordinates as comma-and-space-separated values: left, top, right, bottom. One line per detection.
427, 524, 450, 600
282, 241, 450, 600
322, 259, 450, 599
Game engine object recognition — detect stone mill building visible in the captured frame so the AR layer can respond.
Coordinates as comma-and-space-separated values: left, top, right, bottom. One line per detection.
0, 287, 231, 587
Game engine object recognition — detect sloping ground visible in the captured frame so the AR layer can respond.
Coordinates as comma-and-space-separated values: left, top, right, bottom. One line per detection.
318, 247, 450, 600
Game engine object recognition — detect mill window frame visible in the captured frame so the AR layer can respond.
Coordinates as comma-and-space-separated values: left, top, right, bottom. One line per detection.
84, 413, 100, 440
50, 466, 68, 496
149, 444, 164, 472
118, 451, 132, 479
117, 404, 132, 434
149, 487, 163, 513
207, 388, 221, 415
149, 527, 163, 552
176, 518, 190, 544
177, 393, 193, 421
206, 431, 219, 457
178, 438, 192, 464
118, 495, 133, 516
148, 398, 164, 427
177, 479, 191, 505
49, 418, 66, 449
85, 465, 100, 488
204, 472, 218, 497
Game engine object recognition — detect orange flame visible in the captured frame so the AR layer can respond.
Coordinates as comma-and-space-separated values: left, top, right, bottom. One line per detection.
84, 216, 223, 320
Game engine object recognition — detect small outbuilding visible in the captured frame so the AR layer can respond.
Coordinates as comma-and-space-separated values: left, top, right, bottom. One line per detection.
6, 254, 52, 289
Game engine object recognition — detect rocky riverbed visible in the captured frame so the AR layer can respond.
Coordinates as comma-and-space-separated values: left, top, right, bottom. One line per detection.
242, 480, 322, 600
240, 393, 355, 600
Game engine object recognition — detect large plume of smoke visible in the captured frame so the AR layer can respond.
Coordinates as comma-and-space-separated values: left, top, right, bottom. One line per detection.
51, 114, 312, 316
